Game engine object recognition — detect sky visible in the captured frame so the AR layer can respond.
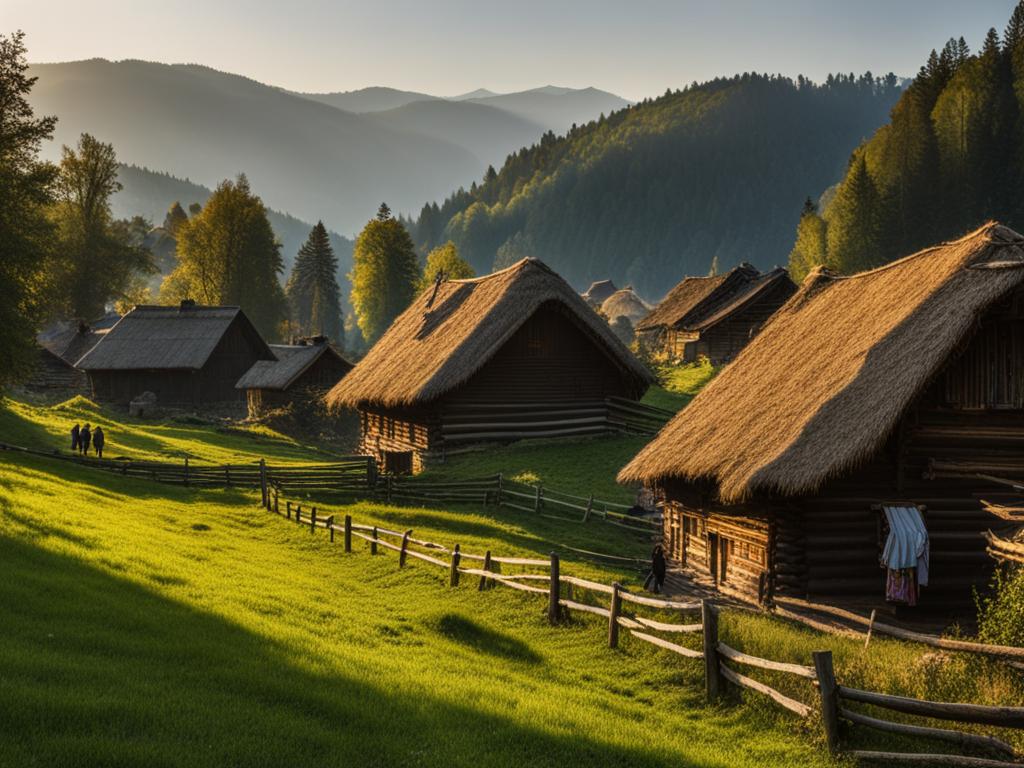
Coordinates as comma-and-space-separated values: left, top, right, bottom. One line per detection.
6, 0, 1019, 101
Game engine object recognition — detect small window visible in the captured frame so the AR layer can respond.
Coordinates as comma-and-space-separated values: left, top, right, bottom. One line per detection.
383, 450, 413, 475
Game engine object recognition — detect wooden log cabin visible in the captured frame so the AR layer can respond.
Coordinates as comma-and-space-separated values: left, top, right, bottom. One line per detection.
76, 302, 273, 407
235, 338, 353, 418
326, 258, 653, 474
23, 323, 107, 398
636, 264, 796, 364
619, 224, 1024, 617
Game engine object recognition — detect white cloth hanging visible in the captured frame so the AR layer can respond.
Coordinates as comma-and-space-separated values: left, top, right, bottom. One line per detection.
881, 505, 929, 586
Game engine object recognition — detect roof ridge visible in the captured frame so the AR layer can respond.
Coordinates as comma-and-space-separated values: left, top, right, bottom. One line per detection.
447, 257, 548, 285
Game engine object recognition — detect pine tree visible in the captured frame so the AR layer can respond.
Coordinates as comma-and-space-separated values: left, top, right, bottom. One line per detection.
350, 204, 420, 344
285, 221, 343, 343
825, 155, 881, 273
162, 175, 287, 340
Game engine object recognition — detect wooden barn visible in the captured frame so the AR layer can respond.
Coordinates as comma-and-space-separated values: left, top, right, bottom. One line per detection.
76, 302, 273, 407
619, 224, 1024, 617
636, 264, 796, 364
326, 258, 653, 474
24, 323, 106, 397
236, 338, 353, 418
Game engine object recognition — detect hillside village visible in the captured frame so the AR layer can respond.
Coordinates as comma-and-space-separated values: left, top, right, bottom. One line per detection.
5, 5, 1024, 768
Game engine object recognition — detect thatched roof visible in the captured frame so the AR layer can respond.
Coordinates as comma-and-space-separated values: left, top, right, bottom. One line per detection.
236, 342, 352, 391
687, 268, 795, 333
636, 264, 760, 332
582, 279, 618, 305
619, 223, 1024, 501
326, 258, 653, 409
77, 305, 270, 370
601, 288, 651, 325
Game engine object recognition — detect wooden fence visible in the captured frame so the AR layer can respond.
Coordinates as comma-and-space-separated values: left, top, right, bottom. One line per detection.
259, 484, 1024, 767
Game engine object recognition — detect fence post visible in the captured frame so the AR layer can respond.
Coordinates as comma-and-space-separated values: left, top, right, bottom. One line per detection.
371, 526, 378, 555
449, 544, 461, 587
386, 475, 393, 504
583, 494, 594, 523
608, 582, 622, 648
479, 550, 492, 591
548, 552, 561, 624
496, 474, 503, 507
327, 515, 335, 543
702, 600, 721, 703
534, 484, 542, 513
259, 459, 268, 508
225, 466, 231, 486
399, 530, 411, 567
184, 457, 190, 487
295, 505, 302, 524
344, 515, 352, 552
286, 501, 292, 520
310, 507, 317, 533
813, 650, 840, 753
273, 488, 279, 514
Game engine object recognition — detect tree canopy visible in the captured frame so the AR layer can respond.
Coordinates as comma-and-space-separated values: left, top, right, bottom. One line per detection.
162, 175, 287, 340
349, 204, 420, 345
0, 31, 57, 388
418, 241, 474, 291
789, 2, 1024, 277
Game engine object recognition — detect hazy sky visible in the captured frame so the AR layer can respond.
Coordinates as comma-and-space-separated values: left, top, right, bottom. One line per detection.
8, 0, 1019, 100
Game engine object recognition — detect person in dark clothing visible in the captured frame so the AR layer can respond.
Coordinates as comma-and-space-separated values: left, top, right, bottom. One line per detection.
71, 424, 80, 453
644, 543, 668, 594
79, 424, 91, 456
93, 426, 105, 458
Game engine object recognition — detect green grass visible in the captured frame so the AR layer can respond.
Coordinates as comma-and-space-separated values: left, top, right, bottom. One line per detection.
0, 432, 826, 767
0, 395, 330, 465
3, 396, 1022, 766
656, 359, 718, 407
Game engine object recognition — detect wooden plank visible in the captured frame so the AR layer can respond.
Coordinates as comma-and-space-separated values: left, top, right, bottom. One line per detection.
716, 642, 816, 679
619, 592, 701, 610
561, 575, 615, 594
849, 751, 1022, 767
719, 663, 813, 718
840, 708, 1018, 759
559, 598, 610, 618
837, 686, 1024, 728
403, 548, 449, 568
632, 616, 702, 634
631, 630, 704, 659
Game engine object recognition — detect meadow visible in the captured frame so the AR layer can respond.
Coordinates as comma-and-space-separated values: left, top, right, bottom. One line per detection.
2, 372, 1023, 767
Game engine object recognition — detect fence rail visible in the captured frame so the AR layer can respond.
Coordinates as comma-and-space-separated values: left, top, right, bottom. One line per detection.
256, 483, 1024, 767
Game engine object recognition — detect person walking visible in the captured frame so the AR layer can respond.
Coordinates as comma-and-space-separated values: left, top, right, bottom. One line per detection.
79, 424, 91, 456
93, 426, 105, 459
644, 543, 667, 594
70, 423, 80, 453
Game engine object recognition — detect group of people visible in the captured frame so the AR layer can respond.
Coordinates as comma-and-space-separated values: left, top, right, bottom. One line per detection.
70, 423, 105, 458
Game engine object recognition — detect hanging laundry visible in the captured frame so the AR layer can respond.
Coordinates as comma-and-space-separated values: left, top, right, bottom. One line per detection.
881, 505, 929, 604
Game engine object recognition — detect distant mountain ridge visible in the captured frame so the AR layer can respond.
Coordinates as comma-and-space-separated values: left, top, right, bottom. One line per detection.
28, 59, 626, 234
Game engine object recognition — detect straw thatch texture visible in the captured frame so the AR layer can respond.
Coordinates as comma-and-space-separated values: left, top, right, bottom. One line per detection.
635, 264, 766, 332
688, 268, 794, 332
236, 343, 351, 391
619, 223, 1024, 501
326, 258, 653, 409
600, 288, 651, 325
77, 305, 267, 370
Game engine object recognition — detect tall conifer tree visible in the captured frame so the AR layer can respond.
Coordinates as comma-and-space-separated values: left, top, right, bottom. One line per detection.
286, 221, 343, 344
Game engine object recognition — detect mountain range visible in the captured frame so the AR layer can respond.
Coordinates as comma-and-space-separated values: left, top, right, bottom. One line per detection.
27, 59, 626, 234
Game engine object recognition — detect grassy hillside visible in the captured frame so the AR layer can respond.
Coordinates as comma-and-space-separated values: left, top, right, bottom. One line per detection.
2, 396, 1022, 765
410, 73, 902, 298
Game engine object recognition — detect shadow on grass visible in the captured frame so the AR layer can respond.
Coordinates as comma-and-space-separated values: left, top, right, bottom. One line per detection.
0, 534, 687, 768
434, 613, 543, 665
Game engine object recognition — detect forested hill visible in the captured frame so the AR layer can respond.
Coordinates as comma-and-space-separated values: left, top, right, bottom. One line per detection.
405, 72, 902, 299
789, 3, 1024, 281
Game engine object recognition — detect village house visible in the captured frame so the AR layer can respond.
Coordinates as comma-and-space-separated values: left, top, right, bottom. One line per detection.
23, 322, 107, 398
326, 258, 653, 474
619, 224, 1024, 617
636, 264, 795, 364
236, 337, 353, 418
76, 302, 273, 407
600, 287, 651, 326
